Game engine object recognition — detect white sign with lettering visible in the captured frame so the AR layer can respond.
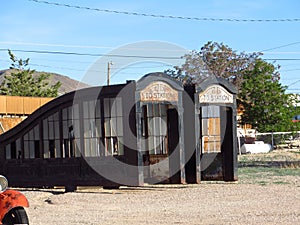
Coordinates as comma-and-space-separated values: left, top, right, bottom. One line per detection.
140, 81, 178, 102
199, 85, 233, 103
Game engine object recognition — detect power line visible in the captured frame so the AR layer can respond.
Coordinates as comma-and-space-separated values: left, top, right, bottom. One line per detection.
280, 68, 300, 72
263, 51, 300, 54
0, 59, 174, 73
28, 0, 300, 23
288, 80, 300, 87
0, 49, 182, 60
261, 41, 300, 52
263, 58, 300, 61
3, 41, 300, 55
2, 48, 300, 61
280, 78, 300, 81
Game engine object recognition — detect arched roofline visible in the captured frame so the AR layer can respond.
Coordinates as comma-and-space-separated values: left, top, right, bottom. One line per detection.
136, 72, 184, 91
0, 83, 128, 144
196, 77, 238, 94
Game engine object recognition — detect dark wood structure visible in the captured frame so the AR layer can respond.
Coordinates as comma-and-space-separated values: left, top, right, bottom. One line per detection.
194, 77, 238, 181
0, 81, 139, 190
135, 74, 186, 184
0, 73, 238, 190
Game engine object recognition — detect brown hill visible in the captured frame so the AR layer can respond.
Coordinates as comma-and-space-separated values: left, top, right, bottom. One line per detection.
0, 69, 89, 95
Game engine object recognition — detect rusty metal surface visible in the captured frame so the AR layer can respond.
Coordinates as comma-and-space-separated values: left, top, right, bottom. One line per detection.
0, 189, 29, 222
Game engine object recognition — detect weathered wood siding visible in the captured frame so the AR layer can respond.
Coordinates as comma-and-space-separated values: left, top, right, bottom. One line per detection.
0, 95, 53, 115
0, 95, 54, 134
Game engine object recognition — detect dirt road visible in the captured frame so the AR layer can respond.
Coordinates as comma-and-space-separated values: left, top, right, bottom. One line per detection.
22, 182, 299, 225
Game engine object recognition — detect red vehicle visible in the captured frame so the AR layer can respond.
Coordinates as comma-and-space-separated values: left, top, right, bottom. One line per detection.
0, 175, 29, 224
292, 115, 300, 123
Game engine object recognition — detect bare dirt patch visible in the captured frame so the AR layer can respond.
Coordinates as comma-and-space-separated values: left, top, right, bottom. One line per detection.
22, 183, 299, 225
18, 149, 300, 224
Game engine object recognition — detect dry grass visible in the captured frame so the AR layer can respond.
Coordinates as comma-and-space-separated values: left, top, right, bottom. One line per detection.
238, 148, 300, 186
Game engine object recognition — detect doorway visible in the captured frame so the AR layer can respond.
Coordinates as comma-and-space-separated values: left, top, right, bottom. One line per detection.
141, 103, 179, 183
221, 107, 234, 181
199, 105, 235, 181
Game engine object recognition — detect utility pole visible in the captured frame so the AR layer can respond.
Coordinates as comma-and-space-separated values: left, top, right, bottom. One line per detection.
107, 61, 113, 86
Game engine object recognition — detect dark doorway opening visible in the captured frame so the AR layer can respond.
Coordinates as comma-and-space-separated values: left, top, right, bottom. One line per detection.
200, 106, 235, 181
221, 107, 234, 181
141, 104, 179, 183
167, 108, 180, 183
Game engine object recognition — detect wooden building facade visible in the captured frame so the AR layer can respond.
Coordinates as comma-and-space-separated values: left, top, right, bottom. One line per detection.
0, 73, 238, 190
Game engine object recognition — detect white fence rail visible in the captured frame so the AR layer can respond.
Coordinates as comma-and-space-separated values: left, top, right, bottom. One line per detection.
256, 131, 300, 149
237, 130, 300, 154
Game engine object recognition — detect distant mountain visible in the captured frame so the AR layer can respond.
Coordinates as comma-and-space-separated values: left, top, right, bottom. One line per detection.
0, 69, 89, 95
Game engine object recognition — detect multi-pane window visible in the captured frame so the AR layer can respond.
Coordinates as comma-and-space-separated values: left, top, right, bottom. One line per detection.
43, 112, 61, 158
62, 104, 81, 158
201, 105, 221, 153
5, 138, 21, 159
24, 125, 40, 159
142, 103, 168, 155
83, 100, 103, 157
104, 97, 123, 156
5, 142, 15, 159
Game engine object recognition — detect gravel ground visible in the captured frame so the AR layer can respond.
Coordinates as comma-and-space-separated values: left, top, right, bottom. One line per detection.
21, 182, 299, 225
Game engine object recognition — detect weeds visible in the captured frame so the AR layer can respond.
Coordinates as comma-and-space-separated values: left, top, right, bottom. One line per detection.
238, 149, 300, 185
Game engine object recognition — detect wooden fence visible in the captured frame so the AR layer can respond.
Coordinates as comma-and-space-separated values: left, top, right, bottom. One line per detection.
0, 95, 54, 134
0, 95, 53, 115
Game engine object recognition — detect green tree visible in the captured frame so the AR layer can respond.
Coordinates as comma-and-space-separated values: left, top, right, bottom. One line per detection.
238, 59, 297, 132
166, 41, 261, 89
0, 50, 61, 97
167, 41, 297, 132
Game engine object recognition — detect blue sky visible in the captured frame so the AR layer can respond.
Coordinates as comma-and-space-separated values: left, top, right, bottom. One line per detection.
0, 0, 300, 93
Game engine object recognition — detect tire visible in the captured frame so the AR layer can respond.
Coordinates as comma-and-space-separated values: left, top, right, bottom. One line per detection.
2, 207, 29, 225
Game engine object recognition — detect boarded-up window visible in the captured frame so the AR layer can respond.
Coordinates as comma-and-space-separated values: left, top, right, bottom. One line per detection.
201, 106, 221, 153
